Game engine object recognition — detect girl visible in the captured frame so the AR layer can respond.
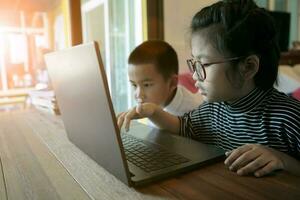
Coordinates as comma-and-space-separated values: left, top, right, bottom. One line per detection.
117, 0, 300, 177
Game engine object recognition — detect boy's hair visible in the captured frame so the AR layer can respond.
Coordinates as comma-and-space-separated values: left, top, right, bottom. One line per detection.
128, 40, 179, 80
191, 0, 280, 90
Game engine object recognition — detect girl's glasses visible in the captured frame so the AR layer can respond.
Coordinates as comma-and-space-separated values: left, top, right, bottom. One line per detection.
186, 56, 243, 81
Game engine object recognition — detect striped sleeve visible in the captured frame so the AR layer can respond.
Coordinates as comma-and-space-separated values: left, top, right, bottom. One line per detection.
179, 103, 212, 139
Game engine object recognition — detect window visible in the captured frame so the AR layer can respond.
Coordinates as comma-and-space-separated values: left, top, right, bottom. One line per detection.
81, 0, 144, 113
256, 0, 299, 49
0, 11, 50, 90
9, 34, 27, 64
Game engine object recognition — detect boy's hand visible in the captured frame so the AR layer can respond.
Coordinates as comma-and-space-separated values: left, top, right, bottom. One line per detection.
224, 144, 284, 177
117, 103, 159, 132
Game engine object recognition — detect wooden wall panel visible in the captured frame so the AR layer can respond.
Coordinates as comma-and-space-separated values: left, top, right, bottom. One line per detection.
146, 0, 164, 40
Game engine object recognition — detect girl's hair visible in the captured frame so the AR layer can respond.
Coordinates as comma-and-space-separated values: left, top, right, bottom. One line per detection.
191, 0, 280, 90
128, 40, 179, 80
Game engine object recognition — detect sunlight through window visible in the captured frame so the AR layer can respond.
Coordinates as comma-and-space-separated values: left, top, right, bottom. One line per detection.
9, 34, 27, 64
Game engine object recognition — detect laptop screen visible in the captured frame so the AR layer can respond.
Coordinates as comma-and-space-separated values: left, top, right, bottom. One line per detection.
45, 42, 131, 185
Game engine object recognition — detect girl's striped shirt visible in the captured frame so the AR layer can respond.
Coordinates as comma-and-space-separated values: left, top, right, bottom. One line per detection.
179, 87, 300, 159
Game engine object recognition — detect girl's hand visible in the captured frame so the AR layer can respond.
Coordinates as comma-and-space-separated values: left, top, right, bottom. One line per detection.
224, 144, 285, 177
117, 103, 159, 131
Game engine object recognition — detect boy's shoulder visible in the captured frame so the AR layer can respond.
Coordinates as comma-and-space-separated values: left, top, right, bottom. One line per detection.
164, 85, 203, 116
176, 85, 203, 105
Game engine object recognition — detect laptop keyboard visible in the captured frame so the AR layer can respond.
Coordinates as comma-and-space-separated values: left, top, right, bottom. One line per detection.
121, 133, 190, 172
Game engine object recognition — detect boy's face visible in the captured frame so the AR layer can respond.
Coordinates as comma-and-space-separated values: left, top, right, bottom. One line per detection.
128, 63, 176, 107
191, 30, 242, 103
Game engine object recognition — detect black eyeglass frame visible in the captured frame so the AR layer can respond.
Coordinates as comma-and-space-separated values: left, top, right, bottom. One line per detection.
187, 56, 243, 81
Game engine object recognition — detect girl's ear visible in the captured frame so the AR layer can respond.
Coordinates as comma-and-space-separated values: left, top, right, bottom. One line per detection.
239, 55, 259, 80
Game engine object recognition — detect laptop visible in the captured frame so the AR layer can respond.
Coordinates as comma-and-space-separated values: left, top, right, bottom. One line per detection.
45, 42, 225, 186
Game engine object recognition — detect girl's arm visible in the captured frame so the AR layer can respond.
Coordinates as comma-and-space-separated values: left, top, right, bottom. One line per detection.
277, 150, 300, 176
117, 102, 181, 134
147, 104, 180, 134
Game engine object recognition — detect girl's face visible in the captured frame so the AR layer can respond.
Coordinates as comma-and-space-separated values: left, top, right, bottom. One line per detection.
191, 31, 242, 103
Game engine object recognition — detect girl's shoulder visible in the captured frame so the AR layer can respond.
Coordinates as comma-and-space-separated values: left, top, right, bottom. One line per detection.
265, 88, 300, 118
268, 88, 300, 107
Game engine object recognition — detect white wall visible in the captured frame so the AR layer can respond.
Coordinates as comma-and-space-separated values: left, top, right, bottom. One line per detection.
163, 0, 217, 73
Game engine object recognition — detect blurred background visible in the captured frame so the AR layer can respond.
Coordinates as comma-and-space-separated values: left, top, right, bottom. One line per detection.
0, 0, 146, 113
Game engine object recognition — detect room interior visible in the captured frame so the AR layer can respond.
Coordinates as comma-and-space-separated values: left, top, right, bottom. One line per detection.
0, 1, 299, 199
0, 0, 299, 113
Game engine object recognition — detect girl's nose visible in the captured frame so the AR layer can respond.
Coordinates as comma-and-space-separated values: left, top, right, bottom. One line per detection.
192, 71, 198, 81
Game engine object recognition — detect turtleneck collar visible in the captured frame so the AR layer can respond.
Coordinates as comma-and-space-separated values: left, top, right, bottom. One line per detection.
223, 87, 274, 113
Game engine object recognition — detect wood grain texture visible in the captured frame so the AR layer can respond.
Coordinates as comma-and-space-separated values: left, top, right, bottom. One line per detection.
0, 109, 300, 200
0, 112, 90, 200
24, 110, 167, 200
0, 155, 7, 200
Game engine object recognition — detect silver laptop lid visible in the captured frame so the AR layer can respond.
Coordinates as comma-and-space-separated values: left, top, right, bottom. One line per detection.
45, 42, 131, 185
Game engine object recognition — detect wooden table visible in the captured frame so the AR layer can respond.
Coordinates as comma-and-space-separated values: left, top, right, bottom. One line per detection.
0, 110, 299, 200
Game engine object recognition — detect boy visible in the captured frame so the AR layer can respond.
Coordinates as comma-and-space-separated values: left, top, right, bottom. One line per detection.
118, 40, 202, 121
